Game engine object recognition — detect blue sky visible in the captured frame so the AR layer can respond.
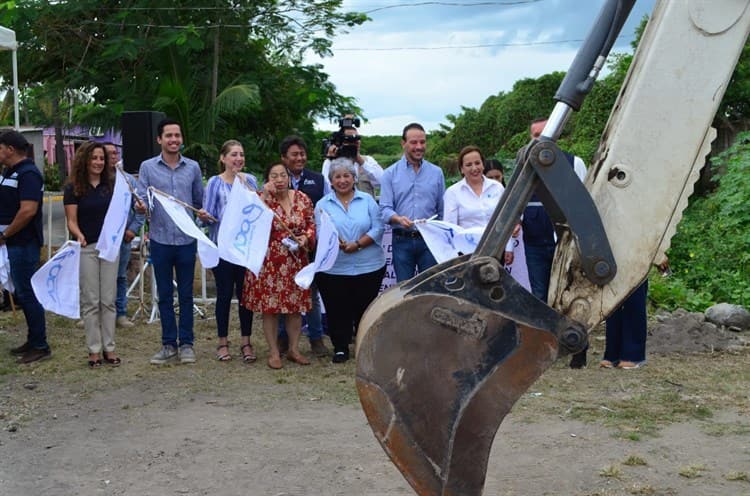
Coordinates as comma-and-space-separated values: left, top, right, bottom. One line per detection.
308, 0, 657, 136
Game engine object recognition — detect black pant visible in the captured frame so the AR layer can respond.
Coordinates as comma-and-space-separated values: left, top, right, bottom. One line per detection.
315, 265, 386, 353
212, 258, 253, 338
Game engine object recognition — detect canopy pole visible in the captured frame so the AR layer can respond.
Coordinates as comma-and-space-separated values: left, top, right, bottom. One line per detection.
12, 48, 18, 130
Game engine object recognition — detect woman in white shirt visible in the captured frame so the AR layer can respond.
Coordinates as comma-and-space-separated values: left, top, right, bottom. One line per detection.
443, 146, 513, 265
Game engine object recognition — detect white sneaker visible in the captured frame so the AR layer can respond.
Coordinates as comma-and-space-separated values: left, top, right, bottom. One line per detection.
179, 345, 196, 364
150, 345, 177, 365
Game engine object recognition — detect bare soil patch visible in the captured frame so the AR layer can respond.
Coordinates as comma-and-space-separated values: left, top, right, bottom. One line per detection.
1, 310, 749, 496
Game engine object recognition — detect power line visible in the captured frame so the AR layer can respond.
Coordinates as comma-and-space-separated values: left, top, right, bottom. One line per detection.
335, 35, 632, 51
80, 19, 632, 52
102, 1, 543, 12
337, 39, 583, 51
361, 1, 543, 15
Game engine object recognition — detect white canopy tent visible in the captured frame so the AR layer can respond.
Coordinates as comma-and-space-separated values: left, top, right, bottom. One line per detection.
0, 26, 19, 130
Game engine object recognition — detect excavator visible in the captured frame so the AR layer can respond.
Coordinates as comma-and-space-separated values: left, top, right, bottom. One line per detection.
354, 0, 750, 494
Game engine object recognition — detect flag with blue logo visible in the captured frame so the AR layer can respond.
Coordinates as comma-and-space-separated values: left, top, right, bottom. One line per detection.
31, 241, 81, 319
96, 167, 131, 262
217, 176, 273, 276
295, 209, 339, 289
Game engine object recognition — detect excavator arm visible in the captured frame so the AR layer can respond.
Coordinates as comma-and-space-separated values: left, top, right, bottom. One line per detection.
355, 1, 750, 495
550, 0, 750, 327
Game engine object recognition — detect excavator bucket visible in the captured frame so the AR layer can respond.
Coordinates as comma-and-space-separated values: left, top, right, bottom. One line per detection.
356, 256, 585, 495
356, 0, 750, 494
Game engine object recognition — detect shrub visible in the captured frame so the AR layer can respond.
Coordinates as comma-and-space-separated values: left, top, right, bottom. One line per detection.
43, 158, 62, 191
655, 131, 750, 310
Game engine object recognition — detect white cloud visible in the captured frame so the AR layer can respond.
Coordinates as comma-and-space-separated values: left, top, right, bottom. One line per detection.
311, 39, 578, 134
313, 0, 656, 135
319, 114, 434, 137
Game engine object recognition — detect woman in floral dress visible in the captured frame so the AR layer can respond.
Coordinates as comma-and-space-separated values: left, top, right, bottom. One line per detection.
242, 162, 316, 369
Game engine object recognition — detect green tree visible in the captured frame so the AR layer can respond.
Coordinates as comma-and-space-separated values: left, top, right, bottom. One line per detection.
431, 72, 565, 166
0, 0, 367, 172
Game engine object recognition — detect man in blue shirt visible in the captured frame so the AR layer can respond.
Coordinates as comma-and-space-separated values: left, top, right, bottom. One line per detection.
137, 119, 210, 365
380, 123, 445, 282
0, 131, 50, 364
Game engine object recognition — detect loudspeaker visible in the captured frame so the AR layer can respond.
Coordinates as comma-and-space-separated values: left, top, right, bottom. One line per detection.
121, 111, 166, 174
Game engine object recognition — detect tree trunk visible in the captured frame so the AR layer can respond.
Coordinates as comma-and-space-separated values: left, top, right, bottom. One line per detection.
212, 28, 219, 104
53, 98, 66, 184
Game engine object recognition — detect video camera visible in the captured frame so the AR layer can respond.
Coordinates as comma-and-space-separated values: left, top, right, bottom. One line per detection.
321, 116, 362, 160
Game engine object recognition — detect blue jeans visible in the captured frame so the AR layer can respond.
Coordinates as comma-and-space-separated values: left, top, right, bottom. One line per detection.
391, 234, 437, 283
278, 282, 323, 341
150, 240, 196, 348
524, 243, 556, 303
604, 281, 648, 363
212, 258, 253, 338
116, 241, 131, 317
7, 242, 48, 350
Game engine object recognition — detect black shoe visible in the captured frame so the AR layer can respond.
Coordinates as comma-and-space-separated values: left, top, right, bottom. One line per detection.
310, 338, 330, 357
569, 350, 587, 369
278, 336, 289, 356
18, 348, 52, 364
10, 341, 31, 355
332, 350, 349, 364
0, 291, 11, 311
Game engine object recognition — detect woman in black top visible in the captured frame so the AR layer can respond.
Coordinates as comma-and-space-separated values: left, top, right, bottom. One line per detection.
63, 141, 121, 368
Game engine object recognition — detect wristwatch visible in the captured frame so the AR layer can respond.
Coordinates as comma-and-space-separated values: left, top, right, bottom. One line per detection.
355, 240, 362, 250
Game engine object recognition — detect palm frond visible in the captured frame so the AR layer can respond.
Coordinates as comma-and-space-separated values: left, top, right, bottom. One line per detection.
213, 83, 261, 116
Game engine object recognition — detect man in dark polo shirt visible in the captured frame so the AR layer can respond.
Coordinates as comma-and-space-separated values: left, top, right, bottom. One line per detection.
0, 131, 50, 364
520, 118, 588, 368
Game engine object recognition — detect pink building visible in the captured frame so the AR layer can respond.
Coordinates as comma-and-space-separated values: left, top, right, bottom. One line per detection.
42, 126, 121, 174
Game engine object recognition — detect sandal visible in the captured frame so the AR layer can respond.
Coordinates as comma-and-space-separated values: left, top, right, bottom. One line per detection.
240, 344, 257, 363
103, 352, 122, 366
287, 351, 311, 366
267, 354, 283, 369
88, 356, 102, 369
216, 344, 232, 361
617, 360, 646, 369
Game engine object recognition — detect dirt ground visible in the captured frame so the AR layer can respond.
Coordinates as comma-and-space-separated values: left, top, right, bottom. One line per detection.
1, 314, 749, 496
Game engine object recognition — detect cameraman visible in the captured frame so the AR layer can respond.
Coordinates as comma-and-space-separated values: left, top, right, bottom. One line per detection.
322, 117, 383, 198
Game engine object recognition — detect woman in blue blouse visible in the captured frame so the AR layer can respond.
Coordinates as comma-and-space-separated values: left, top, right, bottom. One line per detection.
314, 157, 385, 363
203, 140, 259, 362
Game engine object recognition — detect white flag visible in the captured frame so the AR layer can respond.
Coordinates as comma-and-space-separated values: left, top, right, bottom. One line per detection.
417, 220, 532, 290
96, 168, 132, 262
217, 177, 273, 276
295, 209, 339, 290
150, 190, 219, 269
0, 244, 14, 293
504, 229, 531, 292
31, 240, 81, 319
416, 220, 485, 263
